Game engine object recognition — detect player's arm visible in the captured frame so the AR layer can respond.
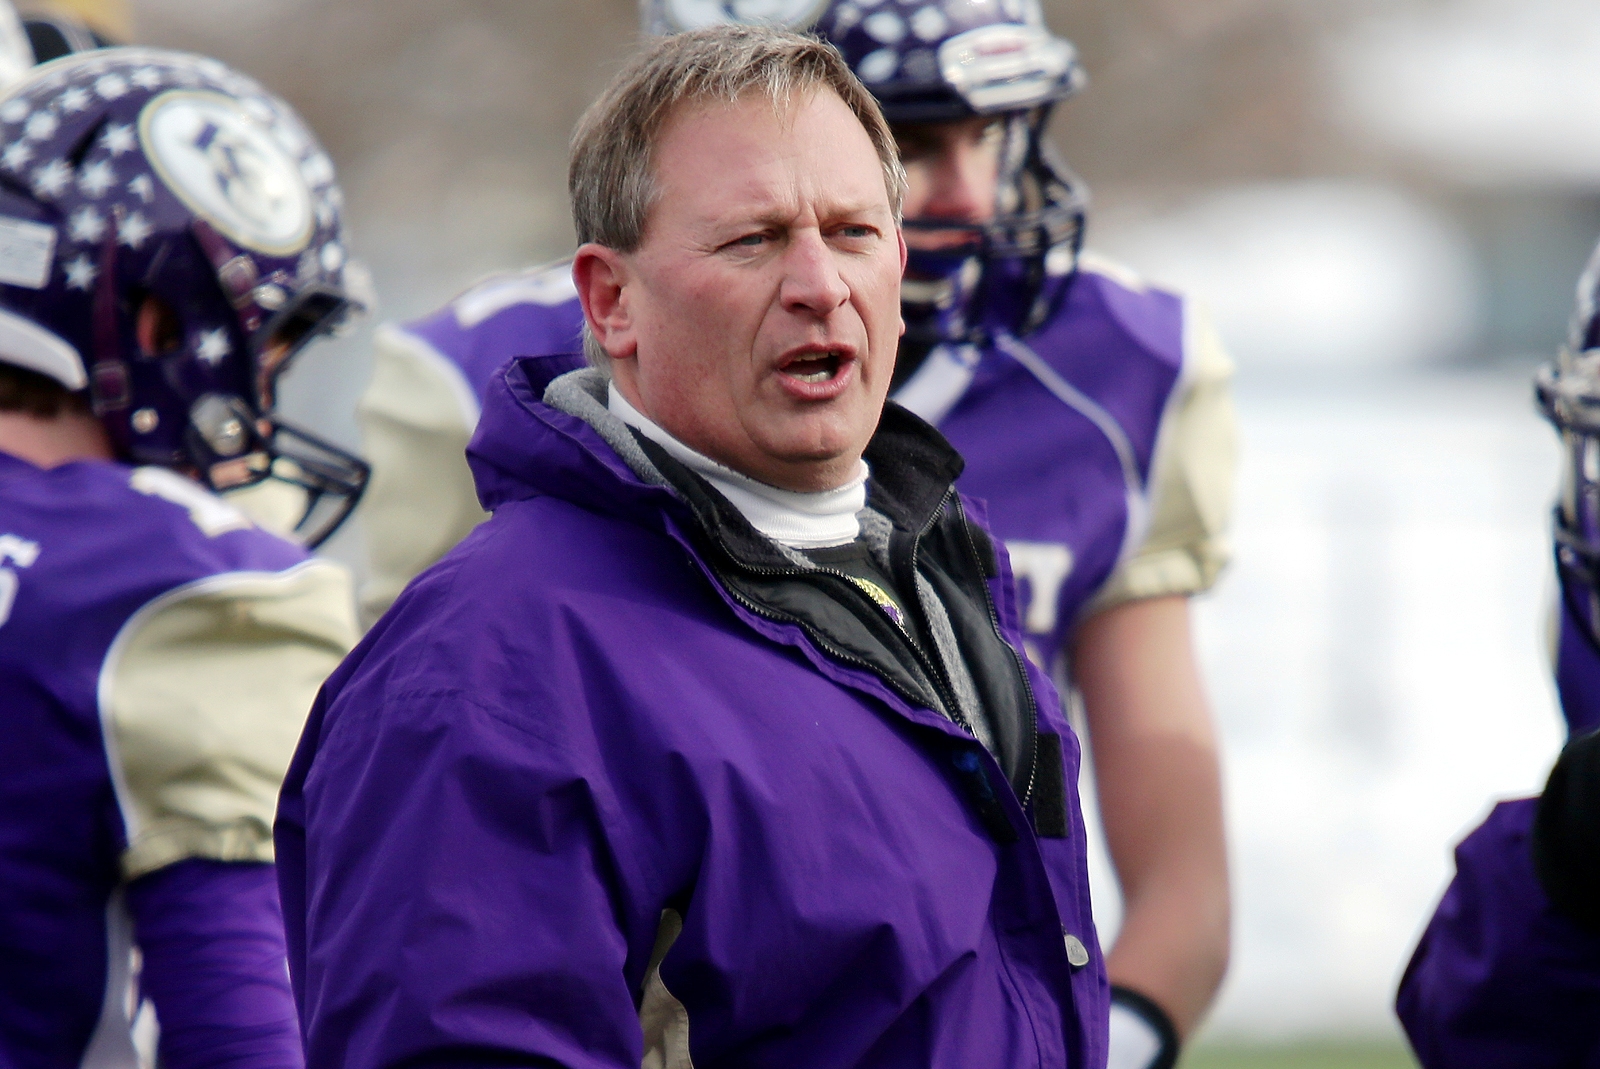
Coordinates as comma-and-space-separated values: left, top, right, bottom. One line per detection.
102, 559, 358, 1066
125, 860, 301, 1069
1071, 301, 1236, 1063
1072, 595, 1229, 1045
355, 324, 488, 626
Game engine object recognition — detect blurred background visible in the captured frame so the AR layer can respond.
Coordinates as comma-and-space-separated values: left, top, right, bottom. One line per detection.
117, 0, 1600, 1063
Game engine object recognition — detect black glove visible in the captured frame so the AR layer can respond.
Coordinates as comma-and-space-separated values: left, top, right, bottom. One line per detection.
1532, 726, 1600, 934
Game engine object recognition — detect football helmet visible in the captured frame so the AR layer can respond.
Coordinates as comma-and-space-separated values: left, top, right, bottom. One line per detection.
639, 0, 1088, 350
1538, 238, 1600, 647
0, 47, 367, 546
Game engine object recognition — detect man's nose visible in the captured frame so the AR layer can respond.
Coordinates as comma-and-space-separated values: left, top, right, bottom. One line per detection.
919, 143, 992, 223
779, 232, 850, 317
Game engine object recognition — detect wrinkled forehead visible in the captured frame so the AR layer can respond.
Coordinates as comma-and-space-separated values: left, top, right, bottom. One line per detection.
647, 88, 892, 222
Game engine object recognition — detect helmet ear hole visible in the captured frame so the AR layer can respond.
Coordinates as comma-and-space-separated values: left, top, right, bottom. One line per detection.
134, 294, 181, 358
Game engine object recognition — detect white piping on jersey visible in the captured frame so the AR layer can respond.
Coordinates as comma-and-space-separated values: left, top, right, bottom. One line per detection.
892, 343, 982, 427
77, 890, 150, 1069
93, 559, 341, 854
451, 261, 578, 329
376, 322, 482, 430
994, 331, 1152, 565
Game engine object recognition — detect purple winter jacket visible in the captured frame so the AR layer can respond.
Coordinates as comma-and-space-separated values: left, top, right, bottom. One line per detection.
276, 356, 1109, 1068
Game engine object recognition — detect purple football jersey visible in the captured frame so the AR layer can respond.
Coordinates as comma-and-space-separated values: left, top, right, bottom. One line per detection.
0, 450, 308, 1063
401, 261, 587, 417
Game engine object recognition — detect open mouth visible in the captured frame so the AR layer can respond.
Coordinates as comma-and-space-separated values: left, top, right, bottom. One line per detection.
783, 350, 845, 384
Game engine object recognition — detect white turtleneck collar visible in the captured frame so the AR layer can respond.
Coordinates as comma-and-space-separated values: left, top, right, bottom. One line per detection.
608, 382, 867, 549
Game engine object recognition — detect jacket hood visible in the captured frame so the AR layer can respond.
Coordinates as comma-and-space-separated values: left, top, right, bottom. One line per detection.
467, 355, 967, 546
465, 355, 681, 532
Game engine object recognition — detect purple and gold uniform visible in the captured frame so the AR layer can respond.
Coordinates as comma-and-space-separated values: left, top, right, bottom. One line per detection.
358, 253, 1234, 652
1397, 242, 1600, 1066
0, 455, 356, 1065
0, 45, 365, 1065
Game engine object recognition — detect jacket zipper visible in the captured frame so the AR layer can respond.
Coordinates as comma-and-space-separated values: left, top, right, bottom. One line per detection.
902, 488, 968, 725
712, 557, 976, 740
951, 496, 1042, 808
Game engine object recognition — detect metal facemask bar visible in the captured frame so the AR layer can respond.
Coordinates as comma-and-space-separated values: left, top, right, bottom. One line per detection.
899, 106, 1087, 348
253, 283, 367, 547
257, 417, 370, 549
185, 283, 368, 547
1538, 350, 1600, 649
184, 392, 369, 549
252, 283, 359, 411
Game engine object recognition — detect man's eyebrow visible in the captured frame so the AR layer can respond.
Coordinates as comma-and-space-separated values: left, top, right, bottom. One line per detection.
698, 200, 891, 234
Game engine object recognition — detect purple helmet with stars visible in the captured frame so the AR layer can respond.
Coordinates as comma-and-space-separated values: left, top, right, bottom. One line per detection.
639, 0, 1088, 349
0, 46, 367, 546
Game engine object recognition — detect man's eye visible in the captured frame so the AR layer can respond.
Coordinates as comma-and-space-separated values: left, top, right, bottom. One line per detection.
837, 225, 875, 239
733, 233, 767, 247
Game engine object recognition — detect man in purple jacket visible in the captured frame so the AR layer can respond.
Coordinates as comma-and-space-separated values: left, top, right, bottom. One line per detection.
361, 10, 1231, 1063
0, 48, 364, 1067
279, 25, 1107, 1068
1395, 239, 1600, 1064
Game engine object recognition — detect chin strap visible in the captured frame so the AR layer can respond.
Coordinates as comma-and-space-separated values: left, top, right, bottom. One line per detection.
1107, 986, 1180, 1069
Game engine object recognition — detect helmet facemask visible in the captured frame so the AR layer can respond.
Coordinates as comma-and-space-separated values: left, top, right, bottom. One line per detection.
894, 106, 1086, 389
1540, 348, 1600, 652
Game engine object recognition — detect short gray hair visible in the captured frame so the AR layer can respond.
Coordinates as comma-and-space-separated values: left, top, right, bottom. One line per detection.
569, 24, 907, 370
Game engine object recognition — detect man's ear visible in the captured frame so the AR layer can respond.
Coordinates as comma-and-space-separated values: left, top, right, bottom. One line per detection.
573, 243, 637, 362
896, 228, 908, 337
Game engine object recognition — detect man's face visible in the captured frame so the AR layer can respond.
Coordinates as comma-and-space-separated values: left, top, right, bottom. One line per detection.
598, 90, 906, 493
894, 116, 1004, 251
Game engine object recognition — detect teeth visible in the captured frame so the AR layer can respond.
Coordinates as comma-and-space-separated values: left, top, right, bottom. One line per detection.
787, 351, 840, 384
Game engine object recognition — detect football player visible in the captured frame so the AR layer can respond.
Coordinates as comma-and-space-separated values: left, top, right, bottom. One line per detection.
0, 47, 365, 1065
1396, 240, 1600, 1065
358, 5, 1234, 1066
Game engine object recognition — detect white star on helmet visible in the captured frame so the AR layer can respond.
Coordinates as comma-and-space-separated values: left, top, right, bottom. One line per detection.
1, 140, 31, 170
67, 206, 106, 243
195, 328, 232, 364
63, 254, 97, 291
32, 159, 71, 197
101, 124, 136, 156
117, 211, 153, 249
77, 160, 115, 199
24, 110, 58, 141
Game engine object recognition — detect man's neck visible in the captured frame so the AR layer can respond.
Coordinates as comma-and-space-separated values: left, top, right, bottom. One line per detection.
607, 383, 868, 550
0, 408, 114, 468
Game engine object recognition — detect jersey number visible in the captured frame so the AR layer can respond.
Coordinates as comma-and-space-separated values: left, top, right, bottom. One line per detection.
0, 533, 40, 628
129, 467, 253, 537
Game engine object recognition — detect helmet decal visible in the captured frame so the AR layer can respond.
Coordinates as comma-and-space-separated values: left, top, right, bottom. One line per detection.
0, 213, 54, 288
140, 90, 313, 256
939, 23, 1077, 113
645, 0, 828, 34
